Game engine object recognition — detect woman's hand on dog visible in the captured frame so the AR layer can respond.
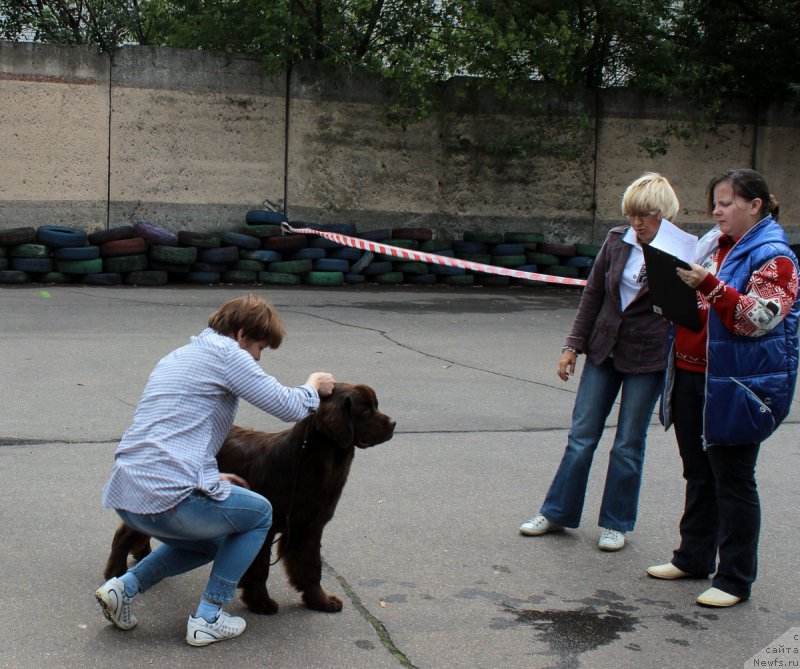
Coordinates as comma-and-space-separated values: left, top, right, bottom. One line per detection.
306, 372, 336, 397
220, 472, 250, 488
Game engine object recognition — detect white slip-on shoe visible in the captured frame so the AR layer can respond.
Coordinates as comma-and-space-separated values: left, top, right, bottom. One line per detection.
95, 577, 137, 630
519, 514, 564, 536
598, 528, 625, 551
696, 587, 742, 608
186, 610, 246, 646
646, 562, 692, 580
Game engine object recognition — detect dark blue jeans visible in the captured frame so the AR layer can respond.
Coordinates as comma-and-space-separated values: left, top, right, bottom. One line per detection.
670, 368, 761, 600
540, 357, 663, 532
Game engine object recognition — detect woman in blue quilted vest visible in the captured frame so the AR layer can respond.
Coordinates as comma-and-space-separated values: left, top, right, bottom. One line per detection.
648, 169, 800, 608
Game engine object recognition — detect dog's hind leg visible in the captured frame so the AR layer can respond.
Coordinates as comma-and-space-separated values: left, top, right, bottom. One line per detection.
283, 527, 343, 612
103, 523, 152, 579
238, 531, 280, 615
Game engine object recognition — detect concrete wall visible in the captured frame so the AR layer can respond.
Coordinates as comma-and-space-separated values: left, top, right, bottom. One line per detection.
2, 41, 799, 242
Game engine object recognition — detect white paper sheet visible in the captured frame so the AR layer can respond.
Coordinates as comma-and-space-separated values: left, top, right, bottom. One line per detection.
648, 219, 698, 264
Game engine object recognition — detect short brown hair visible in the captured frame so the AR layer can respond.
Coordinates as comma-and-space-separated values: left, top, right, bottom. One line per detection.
207, 294, 286, 348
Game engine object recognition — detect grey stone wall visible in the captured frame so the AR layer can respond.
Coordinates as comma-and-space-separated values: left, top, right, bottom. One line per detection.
1, 41, 798, 242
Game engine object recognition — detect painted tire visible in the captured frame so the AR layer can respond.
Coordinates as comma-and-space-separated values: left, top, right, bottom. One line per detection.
420, 240, 453, 252
539, 242, 576, 257
239, 249, 281, 263
55, 246, 101, 260
187, 271, 221, 284
392, 227, 433, 241
191, 262, 228, 272
125, 270, 169, 286
543, 264, 579, 278
0, 258, 7, 271
348, 251, 374, 274
239, 224, 282, 239
314, 258, 349, 272
403, 273, 437, 285
456, 253, 491, 264
178, 231, 221, 248
11, 257, 53, 273
197, 246, 240, 264
150, 245, 198, 265
308, 237, 343, 250
35, 225, 87, 248
303, 271, 344, 286
463, 231, 503, 244
0, 227, 36, 246
88, 225, 134, 245
319, 222, 356, 235
100, 238, 147, 257
490, 243, 525, 256
149, 260, 191, 273
505, 232, 544, 244
476, 274, 511, 287
395, 261, 428, 275
358, 229, 392, 241
429, 264, 465, 276
526, 252, 559, 266
452, 241, 486, 254
104, 255, 148, 273
344, 273, 366, 284
231, 259, 265, 272
363, 261, 393, 275
82, 272, 122, 285
373, 272, 404, 285
222, 270, 258, 283
0, 270, 31, 283
133, 220, 178, 246
37, 272, 75, 283
440, 274, 475, 286
263, 236, 309, 252
221, 230, 261, 250
56, 258, 103, 274
246, 210, 287, 225
575, 243, 602, 257
11, 243, 50, 258
327, 247, 362, 262
490, 255, 527, 267
562, 256, 594, 268
267, 259, 313, 274
258, 271, 301, 285
290, 248, 326, 260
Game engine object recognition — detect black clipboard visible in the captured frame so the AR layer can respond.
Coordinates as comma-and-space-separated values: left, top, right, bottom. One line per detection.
642, 244, 702, 332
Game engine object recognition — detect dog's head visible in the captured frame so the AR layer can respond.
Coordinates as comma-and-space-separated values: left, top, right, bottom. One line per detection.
312, 382, 395, 449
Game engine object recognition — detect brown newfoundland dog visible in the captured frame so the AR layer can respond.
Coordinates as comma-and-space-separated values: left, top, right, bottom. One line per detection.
103, 382, 395, 614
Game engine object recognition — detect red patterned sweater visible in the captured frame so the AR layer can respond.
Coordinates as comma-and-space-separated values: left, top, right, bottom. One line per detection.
675, 234, 800, 372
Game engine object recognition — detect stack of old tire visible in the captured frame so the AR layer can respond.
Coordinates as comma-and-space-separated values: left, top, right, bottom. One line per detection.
0, 213, 601, 287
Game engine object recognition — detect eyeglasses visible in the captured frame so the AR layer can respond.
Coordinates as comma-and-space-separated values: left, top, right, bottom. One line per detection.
625, 211, 658, 221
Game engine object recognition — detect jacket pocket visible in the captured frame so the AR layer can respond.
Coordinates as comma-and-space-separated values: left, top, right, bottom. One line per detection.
709, 378, 776, 445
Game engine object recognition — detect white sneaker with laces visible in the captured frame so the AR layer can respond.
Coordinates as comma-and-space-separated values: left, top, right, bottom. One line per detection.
519, 514, 564, 536
186, 610, 247, 646
598, 528, 626, 551
96, 577, 137, 630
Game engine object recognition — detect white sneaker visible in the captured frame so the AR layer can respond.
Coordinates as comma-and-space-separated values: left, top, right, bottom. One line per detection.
598, 528, 625, 551
186, 610, 246, 646
519, 514, 564, 536
96, 577, 137, 630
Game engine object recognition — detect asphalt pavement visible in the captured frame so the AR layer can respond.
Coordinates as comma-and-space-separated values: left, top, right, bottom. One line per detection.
1, 284, 799, 669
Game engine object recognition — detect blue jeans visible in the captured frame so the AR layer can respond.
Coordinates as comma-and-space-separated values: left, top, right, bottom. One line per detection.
117, 487, 272, 605
539, 357, 663, 532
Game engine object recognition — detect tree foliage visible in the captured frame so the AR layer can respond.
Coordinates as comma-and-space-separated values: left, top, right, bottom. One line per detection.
2, 0, 799, 137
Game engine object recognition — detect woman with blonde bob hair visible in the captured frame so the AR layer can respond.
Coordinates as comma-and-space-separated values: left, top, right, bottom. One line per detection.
96, 294, 334, 646
519, 172, 680, 552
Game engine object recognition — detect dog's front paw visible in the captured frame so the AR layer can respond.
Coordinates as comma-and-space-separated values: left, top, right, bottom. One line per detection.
241, 591, 279, 615
304, 593, 343, 613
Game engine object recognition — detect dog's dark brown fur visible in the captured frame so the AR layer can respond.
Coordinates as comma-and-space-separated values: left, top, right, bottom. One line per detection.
103, 383, 395, 614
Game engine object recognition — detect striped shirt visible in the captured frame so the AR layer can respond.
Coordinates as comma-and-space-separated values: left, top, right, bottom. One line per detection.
101, 327, 319, 513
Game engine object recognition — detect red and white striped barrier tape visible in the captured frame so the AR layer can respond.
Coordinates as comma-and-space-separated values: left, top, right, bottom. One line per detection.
280, 223, 587, 287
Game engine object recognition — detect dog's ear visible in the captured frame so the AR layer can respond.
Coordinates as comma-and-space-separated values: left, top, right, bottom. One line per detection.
314, 391, 355, 447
